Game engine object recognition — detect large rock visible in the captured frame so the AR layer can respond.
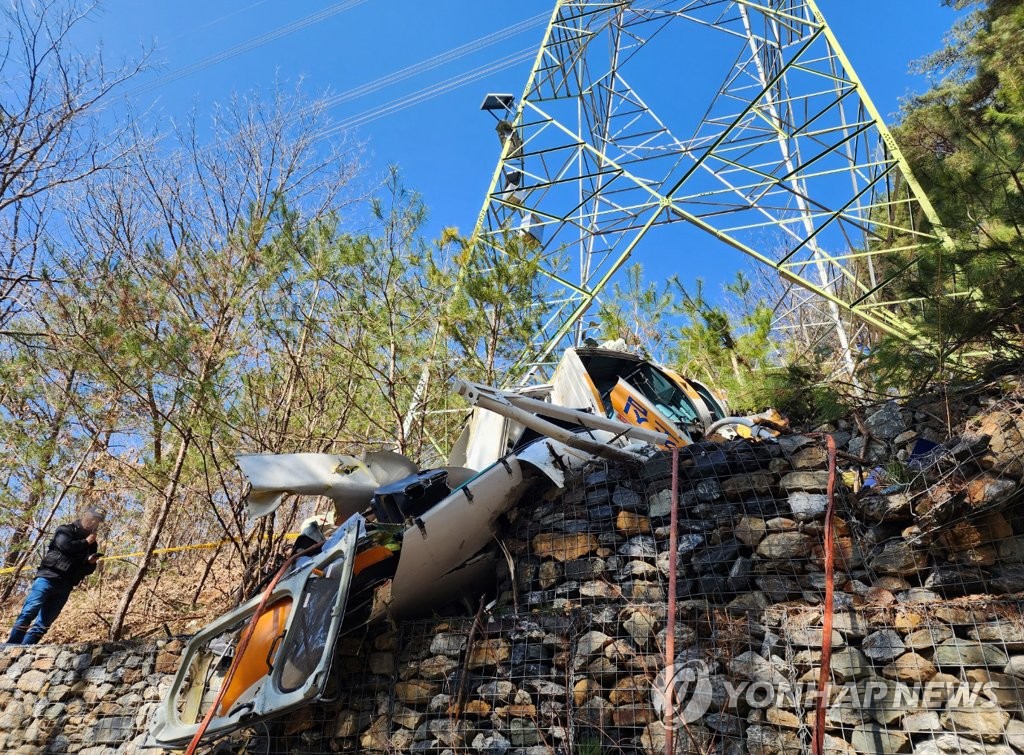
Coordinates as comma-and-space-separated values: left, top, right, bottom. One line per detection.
991, 563, 1024, 593
965, 669, 1024, 715
904, 710, 942, 733
613, 485, 645, 512
849, 723, 910, 754
756, 532, 813, 560
333, 710, 360, 739
865, 402, 907, 440
746, 724, 803, 754
532, 533, 598, 561
92, 717, 134, 745
969, 622, 1024, 648
883, 652, 937, 683
965, 475, 1017, 506
996, 535, 1024, 563
728, 651, 789, 684
618, 536, 658, 559
721, 472, 774, 500
832, 611, 871, 638
622, 607, 658, 645
1008, 720, 1024, 752
861, 629, 906, 662
785, 626, 844, 648
858, 493, 912, 523
472, 732, 511, 755
860, 678, 917, 725
780, 471, 831, 492
941, 704, 1010, 743
830, 647, 872, 681
904, 626, 953, 650
868, 540, 928, 576
608, 675, 649, 706
913, 733, 1015, 755
477, 680, 515, 701
395, 680, 437, 704
576, 630, 613, 657
925, 564, 991, 596
735, 516, 767, 546
467, 639, 511, 668
429, 632, 467, 656
975, 409, 1024, 477
509, 718, 541, 747
15, 670, 47, 694
788, 492, 828, 520
616, 511, 651, 535
790, 445, 828, 469
933, 639, 1008, 668
418, 655, 458, 678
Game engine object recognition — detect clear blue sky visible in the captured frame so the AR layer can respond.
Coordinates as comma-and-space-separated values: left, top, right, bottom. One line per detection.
86, 0, 960, 296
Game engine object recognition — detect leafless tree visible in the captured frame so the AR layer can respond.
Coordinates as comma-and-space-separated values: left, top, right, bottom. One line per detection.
0, 0, 148, 325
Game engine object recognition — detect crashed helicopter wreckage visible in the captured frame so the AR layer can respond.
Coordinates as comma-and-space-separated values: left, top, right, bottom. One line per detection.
149, 345, 775, 748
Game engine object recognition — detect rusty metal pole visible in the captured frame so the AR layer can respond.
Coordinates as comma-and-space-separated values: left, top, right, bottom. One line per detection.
665, 446, 680, 755
812, 435, 839, 755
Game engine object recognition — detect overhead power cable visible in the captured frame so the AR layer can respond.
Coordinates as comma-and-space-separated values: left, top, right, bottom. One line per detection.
260, 12, 547, 137
166, 0, 271, 44
130, 0, 370, 96
316, 47, 536, 141
318, 12, 548, 111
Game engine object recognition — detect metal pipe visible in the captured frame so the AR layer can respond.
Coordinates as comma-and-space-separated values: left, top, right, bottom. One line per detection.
453, 379, 669, 450
812, 434, 839, 755
665, 445, 680, 755
455, 385, 644, 462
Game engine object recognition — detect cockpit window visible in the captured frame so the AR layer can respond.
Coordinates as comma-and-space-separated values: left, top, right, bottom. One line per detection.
276, 558, 348, 692
627, 364, 701, 426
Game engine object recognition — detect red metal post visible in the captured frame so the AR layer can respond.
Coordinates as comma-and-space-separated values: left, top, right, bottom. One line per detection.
665, 446, 680, 755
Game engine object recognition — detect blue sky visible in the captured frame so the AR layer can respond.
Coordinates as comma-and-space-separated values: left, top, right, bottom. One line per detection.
87, 0, 961, 296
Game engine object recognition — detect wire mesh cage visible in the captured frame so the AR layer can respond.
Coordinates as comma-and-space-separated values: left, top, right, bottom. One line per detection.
5, 400, 1024, 755
186, 423, 1024, 755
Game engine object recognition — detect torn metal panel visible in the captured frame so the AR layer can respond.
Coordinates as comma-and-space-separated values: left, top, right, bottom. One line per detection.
447, 384, 550, 470
387, 452, 529, 617
446, 407, 516, 471
149, 517, 363, 748
550, 347, 604, 413
237, 451, 417, 520
389, 435, 604, 617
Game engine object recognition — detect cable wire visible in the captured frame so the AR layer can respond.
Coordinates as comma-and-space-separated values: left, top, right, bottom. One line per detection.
315, 47, 535, 142
130, 0, 371, 97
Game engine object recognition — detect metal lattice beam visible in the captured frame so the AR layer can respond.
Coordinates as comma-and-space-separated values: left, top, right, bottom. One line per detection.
470, 0, 951, 383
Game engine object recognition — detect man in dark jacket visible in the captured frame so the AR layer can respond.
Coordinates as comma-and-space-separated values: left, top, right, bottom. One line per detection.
6, 508, 105, 644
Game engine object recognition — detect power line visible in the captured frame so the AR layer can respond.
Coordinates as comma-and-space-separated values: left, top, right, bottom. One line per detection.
223, 12, 547, 140
317, 12, 548, 111
316, 47, 536, 142
165, 0, 272, 44
130, 0, 370, 97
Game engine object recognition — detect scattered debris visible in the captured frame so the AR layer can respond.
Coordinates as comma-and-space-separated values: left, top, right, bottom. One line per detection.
140, 354, 1024, 754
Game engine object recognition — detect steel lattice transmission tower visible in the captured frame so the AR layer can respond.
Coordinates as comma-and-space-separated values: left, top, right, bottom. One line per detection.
470, 0, 950, 384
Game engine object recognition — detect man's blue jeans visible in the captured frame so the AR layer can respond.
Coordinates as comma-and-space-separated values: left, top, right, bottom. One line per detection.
7, 576, 74, 644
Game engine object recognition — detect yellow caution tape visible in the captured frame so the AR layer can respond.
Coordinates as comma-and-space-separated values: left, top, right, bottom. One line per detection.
0, 533, 300, 577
